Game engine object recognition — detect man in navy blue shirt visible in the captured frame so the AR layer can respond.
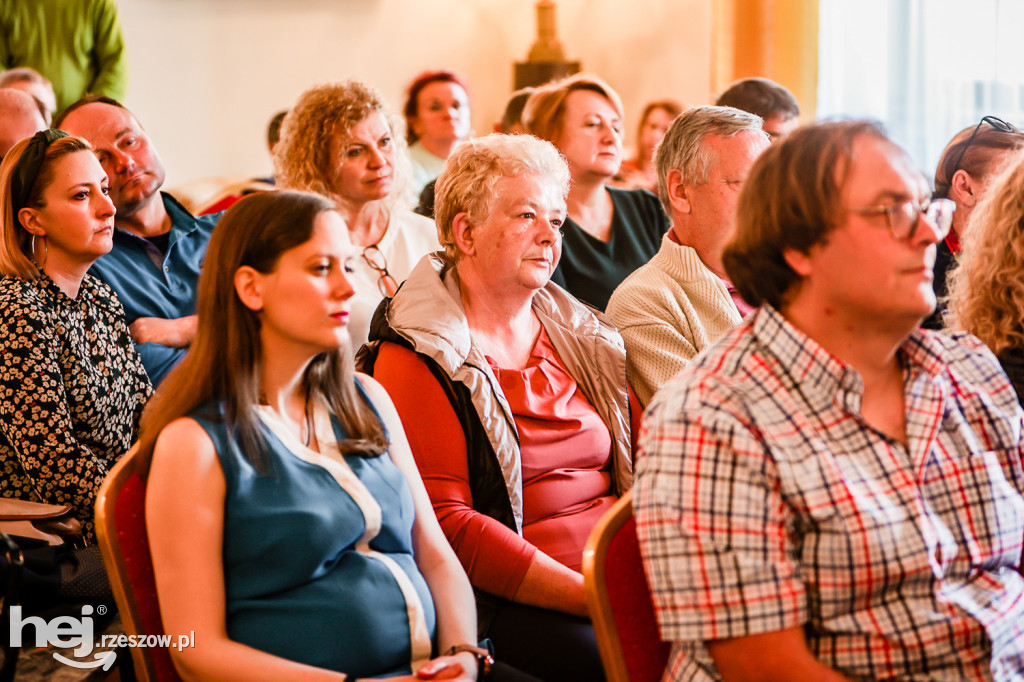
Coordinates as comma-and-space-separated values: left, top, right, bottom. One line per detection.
56, 96, 221, 384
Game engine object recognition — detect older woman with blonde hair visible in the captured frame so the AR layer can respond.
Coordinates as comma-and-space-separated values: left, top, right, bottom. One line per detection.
947, 153, 1024, 400
275, 80, 439, 348
523, 73, 670, 311
360, 134, 638, 681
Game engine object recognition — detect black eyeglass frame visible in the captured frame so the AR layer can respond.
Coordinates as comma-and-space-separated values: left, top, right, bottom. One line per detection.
948, 115, 1015, 178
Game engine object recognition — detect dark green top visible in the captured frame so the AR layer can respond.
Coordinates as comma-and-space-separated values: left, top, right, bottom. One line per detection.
551, 187, 669, 311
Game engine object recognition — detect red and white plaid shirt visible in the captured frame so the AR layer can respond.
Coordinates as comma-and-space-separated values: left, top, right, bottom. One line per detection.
636, 305, 1024, 681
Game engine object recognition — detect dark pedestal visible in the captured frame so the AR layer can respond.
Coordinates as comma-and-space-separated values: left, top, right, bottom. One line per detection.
514, 61, 581, 89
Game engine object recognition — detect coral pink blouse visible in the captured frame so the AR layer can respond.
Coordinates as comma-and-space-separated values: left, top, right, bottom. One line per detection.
487, 327, 617, 572
373, 326, 635, 599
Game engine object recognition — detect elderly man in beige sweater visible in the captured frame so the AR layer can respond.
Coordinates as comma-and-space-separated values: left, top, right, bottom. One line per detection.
607, 106, 769, 406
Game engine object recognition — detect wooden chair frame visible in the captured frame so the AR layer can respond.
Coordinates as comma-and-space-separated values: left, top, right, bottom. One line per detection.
583, 489, 671, 682
94, 445, 163, 682
584, 490, 635, 681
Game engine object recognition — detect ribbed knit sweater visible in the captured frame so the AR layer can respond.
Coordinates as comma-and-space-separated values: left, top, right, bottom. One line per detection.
607, 233, 741, 406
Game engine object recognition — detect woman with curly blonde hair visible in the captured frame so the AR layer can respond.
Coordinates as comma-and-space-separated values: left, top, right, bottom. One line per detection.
947, 153, 1024, 400
275, 80, 440, 349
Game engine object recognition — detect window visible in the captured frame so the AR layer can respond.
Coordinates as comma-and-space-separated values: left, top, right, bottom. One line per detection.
818, 0, 1024, 181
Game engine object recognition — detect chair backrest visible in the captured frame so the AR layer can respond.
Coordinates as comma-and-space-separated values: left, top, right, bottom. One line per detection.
95, 445, 181, 682
583, 490, 671, 682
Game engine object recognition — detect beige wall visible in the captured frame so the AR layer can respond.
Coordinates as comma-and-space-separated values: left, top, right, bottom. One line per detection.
117, 0, 713, 186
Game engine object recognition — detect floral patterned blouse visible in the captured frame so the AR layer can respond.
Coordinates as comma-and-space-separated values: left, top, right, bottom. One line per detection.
0, 273, 152, 541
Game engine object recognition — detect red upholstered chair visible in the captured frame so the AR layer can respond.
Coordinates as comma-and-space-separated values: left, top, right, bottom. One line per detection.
95, 445, 181, 682
583, 490, 671, 682
195, 180, 275, 216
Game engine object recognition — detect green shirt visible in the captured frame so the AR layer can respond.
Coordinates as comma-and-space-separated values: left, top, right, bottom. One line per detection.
1, 0, 128, 111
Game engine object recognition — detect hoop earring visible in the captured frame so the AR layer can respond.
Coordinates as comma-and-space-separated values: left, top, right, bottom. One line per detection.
30, 234, 47, 267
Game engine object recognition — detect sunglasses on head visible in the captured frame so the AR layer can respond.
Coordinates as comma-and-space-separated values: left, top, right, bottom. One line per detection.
948, 115, 1016, 177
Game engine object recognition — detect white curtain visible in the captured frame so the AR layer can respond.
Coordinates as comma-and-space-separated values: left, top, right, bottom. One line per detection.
817, 0, 1024, 184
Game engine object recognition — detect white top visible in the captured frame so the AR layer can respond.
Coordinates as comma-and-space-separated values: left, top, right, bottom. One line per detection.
349, 209, 441, 352
408, 141, 447, 200
606, 232, 742, 407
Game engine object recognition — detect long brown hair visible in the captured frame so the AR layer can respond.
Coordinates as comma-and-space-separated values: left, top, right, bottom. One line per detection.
136, 190, 388, 476
634, 99, 682, 165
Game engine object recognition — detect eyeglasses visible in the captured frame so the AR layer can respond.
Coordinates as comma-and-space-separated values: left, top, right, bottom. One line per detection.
849, 198, 956, 242
949, 115, 1016, 176
361, 245, 399, 297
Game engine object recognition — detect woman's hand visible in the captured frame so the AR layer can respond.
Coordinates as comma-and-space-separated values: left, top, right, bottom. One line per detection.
415, 652, 477, 680
371, 652, 477, 682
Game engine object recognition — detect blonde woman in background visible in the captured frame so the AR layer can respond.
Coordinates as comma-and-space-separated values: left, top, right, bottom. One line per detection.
524, 74, 670, 311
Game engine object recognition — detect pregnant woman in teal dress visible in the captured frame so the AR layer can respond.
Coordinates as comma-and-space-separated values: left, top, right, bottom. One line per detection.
138, 190, 514, 681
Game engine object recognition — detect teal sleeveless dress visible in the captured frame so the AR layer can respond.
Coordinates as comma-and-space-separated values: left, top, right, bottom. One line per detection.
190, 384, 436, 678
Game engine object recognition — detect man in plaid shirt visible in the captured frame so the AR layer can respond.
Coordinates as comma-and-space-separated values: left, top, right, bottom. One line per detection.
636, 120, 1024, 681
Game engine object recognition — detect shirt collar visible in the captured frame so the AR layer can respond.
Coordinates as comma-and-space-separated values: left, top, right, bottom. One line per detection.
32, 271, 106, 308
160, 191, 202, 237
752, 305, 862, 413
751, 306, 951, 415
112, 191, 197, 244
944, 229, 962, 255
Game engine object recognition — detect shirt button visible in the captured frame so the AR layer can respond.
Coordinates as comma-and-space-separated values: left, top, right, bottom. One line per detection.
163, 266, 170, 273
